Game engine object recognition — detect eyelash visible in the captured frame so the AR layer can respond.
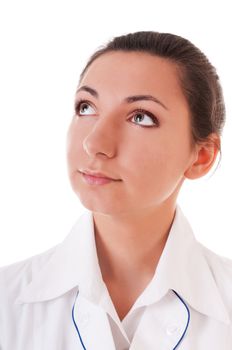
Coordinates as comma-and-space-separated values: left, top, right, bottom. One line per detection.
74, 98, 160, 127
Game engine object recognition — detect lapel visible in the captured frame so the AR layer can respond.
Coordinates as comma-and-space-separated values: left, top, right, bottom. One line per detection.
14, 209, 102, 304
72, 290, 116, 350
131, 205, 231, 325
130, 289, 190, 350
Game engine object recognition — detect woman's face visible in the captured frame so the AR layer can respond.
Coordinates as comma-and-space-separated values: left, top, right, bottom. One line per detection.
66, 51, 197, 216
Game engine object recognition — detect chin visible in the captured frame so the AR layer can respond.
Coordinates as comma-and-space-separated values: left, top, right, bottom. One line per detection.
77, 194, 130, 216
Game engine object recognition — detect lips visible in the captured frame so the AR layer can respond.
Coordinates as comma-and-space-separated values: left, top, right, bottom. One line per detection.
79, 169, 120, 181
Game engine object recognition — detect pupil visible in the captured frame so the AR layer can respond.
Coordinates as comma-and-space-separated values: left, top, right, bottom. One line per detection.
81, 103, 88, 112
136, 114, 143, 122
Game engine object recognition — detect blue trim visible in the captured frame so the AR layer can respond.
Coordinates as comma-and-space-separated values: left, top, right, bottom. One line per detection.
71, 290, 87, 350
71, 287, 190, 350
171, 289, 191, 349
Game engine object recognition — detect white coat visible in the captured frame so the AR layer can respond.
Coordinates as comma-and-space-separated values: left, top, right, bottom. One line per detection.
0, 204, 232, 349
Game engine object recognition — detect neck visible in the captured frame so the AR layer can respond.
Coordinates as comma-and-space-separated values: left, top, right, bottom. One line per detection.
93, 202, 177, 282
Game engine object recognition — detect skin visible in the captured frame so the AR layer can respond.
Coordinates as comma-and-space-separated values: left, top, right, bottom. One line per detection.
66, 51, 220, 320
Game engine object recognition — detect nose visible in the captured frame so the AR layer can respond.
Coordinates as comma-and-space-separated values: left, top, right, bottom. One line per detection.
83, 118, 118, 159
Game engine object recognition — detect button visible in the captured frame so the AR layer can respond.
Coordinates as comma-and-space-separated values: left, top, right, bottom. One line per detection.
166, 324, 179, 335
79, 312, 89, 327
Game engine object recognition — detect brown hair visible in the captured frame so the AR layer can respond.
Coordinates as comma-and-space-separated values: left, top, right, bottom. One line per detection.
78, 31, 226, 171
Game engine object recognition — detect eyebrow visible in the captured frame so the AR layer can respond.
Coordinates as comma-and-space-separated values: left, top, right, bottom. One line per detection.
76, 85, 169, 111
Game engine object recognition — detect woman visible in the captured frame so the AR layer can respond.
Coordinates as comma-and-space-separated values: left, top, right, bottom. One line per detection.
0, 31, 231, 349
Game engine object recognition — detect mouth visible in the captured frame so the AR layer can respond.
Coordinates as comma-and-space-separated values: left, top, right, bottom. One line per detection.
79, 169, 121, 181
79, 170, 122, 185
80, 172, 121, 185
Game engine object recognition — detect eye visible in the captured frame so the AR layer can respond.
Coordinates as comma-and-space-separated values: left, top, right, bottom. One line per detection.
130, 109, 159, 127
74, 99, 159, 128
74, 99, 95, 116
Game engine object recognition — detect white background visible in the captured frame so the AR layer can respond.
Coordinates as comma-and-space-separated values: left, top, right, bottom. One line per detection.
0, 0, 231, 266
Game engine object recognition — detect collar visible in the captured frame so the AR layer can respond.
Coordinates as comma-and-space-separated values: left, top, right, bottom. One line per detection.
14, 205, 231, 325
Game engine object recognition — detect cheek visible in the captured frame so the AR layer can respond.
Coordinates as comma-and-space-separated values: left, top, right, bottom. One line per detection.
125, 130, 191, 190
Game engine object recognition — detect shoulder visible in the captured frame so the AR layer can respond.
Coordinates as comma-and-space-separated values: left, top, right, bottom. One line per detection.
0, 245, 63, 347
0, 244, 59, 303
199, 242, 232, 313
0, 212, 89, 305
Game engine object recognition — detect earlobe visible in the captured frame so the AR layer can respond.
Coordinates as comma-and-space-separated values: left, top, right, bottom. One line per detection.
184, 134, 220, 180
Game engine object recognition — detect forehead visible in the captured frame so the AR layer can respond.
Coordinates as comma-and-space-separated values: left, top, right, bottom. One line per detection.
80, 51, 188, 111
82, 51, 177, 86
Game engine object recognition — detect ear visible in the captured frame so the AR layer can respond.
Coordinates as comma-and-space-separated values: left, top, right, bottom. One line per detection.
184, 133, 220, 180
